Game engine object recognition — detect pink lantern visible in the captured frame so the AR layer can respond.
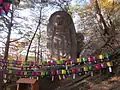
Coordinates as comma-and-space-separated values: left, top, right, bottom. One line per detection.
30, 61, 34, 66
101, 63, 107, 68
88, 56, 94, 62
48, 61, 51, 65
32, 72, 37, 76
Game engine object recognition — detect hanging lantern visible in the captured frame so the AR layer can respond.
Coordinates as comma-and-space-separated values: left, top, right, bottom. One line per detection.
22, 61, 25, 65
88, 66, 94, 76
57, 60, 62, 65
48, 61, 51, 65
66, 60, 71, 65
99, 54, 104, 61
95, 64, 101, 70
51, 71, 56, 81
62, 70, 66, 75
45, 71, 50, 76
88, 56, 94, 62
24, 71, 28, 76
82, 57, 87, 63
106, 61, 113, 72
83, 67, 88, 71
56, 70, 62, 80
17, 61, 21, 65
25, 61, 29, 65
56, 70, 61, 75
42, 61, 47, 65
60, 58, 67, 61
88, 66, 94, 71
62, 70, 66, 79
9, 64, 13, 67
83, 66, 88, 74
76, 58, 82, 64
20, 71, 23, 75
65, 60, 71, 70
32, 72, 37, 76
93, 56, 98, 63
72, 69, 77, 79
16, 71, 21, 75
52, 61, 57, 65
101, 63, 107, 68
41, 71, 46, 76
30, 61, 34, 66
77, 68, 83, 75
67, 70, 72, 75
8, 69, 13, 74
104, 53, 111, 60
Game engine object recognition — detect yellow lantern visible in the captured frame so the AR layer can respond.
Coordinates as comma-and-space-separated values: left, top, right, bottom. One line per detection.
41, 71, 45, 76
77, 58, 82, 63
99, 55, 104, 60
106, 61, 113, 72
62, 70, 66, 75
60, 58, 67, 61
106, 62, 113, 67
58, 75, 62, 80
83, 67, 88, 72
9, 64, 13, 67
24, 71, 28, 75
22, 61, 25, 65
8, 70, 13, 74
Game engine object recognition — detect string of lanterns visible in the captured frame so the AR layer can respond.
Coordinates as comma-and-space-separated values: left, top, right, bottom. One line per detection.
0, 53, 112, 66
0, 61, 113, 81
0, 54, 114, 81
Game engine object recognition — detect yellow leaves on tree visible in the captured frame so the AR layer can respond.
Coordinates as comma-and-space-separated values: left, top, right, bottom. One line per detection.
99, 0, 117, 9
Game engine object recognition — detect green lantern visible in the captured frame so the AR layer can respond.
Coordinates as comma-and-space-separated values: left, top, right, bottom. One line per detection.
25, 61, 29, 65
67, 70, 72, 74
42, 61, 47, 65
45, 71, 50, 76
41, 71, 46, 76
82, 57, 87, 62
57, 60, 62, 65
88, 66, 94, 71
8, 69, 13, 74
104, 53, 111, 59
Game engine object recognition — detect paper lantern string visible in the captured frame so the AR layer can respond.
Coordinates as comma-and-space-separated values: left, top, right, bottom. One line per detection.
0, 53, 112, 67
0, 61, 113, 81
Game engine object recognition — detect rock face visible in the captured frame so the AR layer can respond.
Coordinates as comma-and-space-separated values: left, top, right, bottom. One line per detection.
47, 11, 77, 60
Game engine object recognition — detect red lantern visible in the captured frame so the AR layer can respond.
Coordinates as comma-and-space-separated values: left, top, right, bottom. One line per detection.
72, 69, 77, 73
66, 60, 71, 65
95, 64, 101, 70
51, 71, 56, 76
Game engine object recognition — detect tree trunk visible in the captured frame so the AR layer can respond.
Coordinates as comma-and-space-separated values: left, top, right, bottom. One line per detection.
94, 0, 109, 36
25, 7, 42, 62
4, 5, 14, 60
37, 28, 41, 62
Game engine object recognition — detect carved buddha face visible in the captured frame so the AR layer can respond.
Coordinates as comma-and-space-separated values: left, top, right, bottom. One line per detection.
54, 14, 64, 26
